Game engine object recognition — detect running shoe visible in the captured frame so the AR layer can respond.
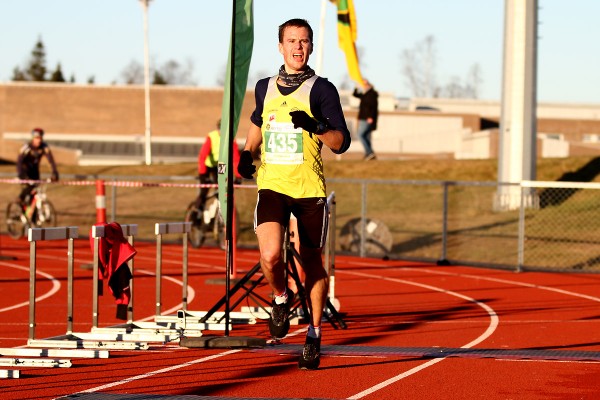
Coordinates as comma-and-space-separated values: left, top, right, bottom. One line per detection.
298, 335, 321, 370
269, 289, 291, 339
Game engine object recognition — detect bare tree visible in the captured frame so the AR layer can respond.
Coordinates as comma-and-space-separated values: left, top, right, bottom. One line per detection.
464, 63, 482, 99
443, 76, 465, 98
154, 58, 196, 85
122, 58, 196, 85
401, 36, 483, 99
440, 63, 482, 98
401, 35, 439, 98
121, 60, 144, 84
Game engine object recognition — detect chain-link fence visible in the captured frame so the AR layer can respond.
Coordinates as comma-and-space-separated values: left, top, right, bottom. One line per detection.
328, 178, 600, 273
2, 173, 599, 272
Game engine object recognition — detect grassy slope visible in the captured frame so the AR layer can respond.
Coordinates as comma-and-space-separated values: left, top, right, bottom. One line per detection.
2, 156, 599, 267
2, 155, 596, 182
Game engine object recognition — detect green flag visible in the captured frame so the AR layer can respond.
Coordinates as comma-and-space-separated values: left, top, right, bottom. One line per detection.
218, 0, 253, 226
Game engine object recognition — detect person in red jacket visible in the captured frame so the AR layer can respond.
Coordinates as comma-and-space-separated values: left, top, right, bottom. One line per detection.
195, 119, 242, 212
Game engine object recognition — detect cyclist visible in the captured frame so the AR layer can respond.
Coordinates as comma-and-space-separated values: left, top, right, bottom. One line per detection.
16, 128, 59, 210
195, 119, 242, 213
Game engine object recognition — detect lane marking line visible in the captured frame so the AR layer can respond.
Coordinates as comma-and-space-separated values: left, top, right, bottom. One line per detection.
414, 267, 600, 303
341, 269, 498, 400
0, 261, 60, 313
75, 349, 241, 394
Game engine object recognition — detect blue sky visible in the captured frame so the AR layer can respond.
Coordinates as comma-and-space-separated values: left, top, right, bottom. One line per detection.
1, 0, 598, 104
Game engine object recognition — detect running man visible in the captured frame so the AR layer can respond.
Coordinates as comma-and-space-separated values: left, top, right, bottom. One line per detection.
237, 18, 350, 370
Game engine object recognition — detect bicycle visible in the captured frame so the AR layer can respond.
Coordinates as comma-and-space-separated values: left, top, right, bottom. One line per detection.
6, 181, 57, 239
184, 186, 239, 250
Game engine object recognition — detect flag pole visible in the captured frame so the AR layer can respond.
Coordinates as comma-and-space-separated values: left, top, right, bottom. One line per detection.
315, 0, 328, 74
179, 0, 265, 349
223, 0, 236, 338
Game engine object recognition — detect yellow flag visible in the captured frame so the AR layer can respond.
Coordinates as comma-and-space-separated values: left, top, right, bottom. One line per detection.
331, 0, 363, 84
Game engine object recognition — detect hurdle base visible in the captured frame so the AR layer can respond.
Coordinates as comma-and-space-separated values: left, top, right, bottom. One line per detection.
180, 335, 266, 349
28, 334, 149, 350
0, 369, 20, 379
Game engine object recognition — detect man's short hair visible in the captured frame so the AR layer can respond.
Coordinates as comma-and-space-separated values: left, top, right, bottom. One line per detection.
278, 18, 313, 44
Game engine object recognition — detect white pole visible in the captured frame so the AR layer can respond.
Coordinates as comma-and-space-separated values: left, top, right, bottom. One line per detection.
315, 0, 327, 75
140, 0, 152, 165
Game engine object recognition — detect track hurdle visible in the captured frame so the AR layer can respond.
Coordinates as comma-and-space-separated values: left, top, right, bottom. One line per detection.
10, 226, 104, 373
26, 226, 147, 351
324, 192, 340, 311
155, 222, 191, 315
89, 222, 204, 341
152, 221, 232, 331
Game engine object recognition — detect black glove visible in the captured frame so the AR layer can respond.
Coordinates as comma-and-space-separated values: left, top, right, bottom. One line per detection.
289, 111, 328, 135
238, 150, 256, 179
50, 171, 59, 182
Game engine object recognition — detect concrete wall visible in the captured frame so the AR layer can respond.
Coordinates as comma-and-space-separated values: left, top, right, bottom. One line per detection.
408, 97, 600, 121
2, 82, 599, 164
0, 82, 256, 138
372, 113, 465, 154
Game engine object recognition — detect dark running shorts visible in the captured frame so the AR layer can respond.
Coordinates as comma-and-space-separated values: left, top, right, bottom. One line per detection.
254, 189, 329, 248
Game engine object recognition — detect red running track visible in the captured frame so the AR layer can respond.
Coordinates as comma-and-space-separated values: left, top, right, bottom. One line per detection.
1, 235, 600, 399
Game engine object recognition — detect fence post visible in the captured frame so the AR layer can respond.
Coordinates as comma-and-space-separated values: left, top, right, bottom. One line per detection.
110, 179, 117, 222
360, 182, 367, 258
517, 184, 525, 272
437, 181, 450, 265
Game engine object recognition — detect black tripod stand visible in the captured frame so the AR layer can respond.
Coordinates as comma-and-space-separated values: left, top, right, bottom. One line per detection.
198, 225, 346, 330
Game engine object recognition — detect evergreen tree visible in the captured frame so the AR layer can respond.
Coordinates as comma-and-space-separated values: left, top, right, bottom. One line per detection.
11, 67, 26, 81
27, 38, 47, 81
50, 63, 66, 82
152, 70, 167, 85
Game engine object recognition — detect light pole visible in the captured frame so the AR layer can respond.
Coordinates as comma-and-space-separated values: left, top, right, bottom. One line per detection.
315, 0, 327, 75
139, 0, 152, 165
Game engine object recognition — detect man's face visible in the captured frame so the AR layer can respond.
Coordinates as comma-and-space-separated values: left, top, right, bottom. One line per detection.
278, 26, 312, 74
31, 136, 42, 148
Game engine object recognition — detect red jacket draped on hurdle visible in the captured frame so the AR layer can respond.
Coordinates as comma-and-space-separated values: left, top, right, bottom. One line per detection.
89, 222, 136, 319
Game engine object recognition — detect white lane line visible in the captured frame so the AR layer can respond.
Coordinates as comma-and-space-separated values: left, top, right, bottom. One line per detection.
73, 329, 308, 395
497, 359, 600, 364
75, 350, 241, 394
0, 261, 61, 313
414, 267, 600, 303
341, 269, 499, 400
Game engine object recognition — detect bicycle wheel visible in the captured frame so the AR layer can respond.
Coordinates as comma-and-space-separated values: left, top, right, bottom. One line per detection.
6, 202, 25, 239
36, 200, 57, 227
184, 202, 206, 248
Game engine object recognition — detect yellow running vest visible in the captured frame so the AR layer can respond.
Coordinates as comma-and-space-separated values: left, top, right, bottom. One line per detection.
204, 130, 220, 168
257, 76, 325, 198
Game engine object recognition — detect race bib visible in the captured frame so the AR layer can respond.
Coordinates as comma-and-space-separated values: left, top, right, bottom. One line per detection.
264, 122, 303, 164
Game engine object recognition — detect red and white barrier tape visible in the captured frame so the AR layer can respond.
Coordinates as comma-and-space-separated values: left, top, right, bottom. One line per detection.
0, 178, 255, 189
